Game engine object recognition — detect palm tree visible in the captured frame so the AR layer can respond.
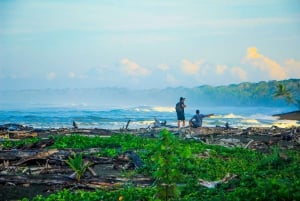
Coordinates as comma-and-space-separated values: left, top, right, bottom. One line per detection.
274, 83, 294, 104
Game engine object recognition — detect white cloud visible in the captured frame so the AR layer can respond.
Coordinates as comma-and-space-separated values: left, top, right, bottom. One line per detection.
216, 65, 227, 75
285, 59, 300, 77
181, 60, 203, 75
166, 74, 177, 85
46, 72, 56, 80
121, 59, 151, 76
231, 67, 248, 81
68, 72, 76, 78
157, 64, 170, 71
245, 47, 287, 80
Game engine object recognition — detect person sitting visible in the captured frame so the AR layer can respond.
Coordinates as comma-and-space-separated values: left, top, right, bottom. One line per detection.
189, 110, 214, 128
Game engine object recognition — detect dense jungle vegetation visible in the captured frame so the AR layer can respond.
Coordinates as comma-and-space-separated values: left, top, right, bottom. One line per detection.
180, 79, 300, 107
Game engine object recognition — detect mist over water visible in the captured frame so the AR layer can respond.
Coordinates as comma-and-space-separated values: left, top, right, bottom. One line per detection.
0, 88, 299, 129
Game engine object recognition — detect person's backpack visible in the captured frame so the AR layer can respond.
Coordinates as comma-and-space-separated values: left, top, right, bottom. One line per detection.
175, 102, 182, 112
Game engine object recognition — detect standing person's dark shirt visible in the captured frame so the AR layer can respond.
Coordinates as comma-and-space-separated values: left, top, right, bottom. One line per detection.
176, 102, 185, 120
176, 97, 186, 127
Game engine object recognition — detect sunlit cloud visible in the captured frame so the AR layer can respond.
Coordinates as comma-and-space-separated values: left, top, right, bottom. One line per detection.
46, 72, 56, 80
6, 72, 31, 79
67, 72, 86, 79
216, 65, 227, 75
157, 64, 170, 71
245, 47, 287, 80
166, 74, 177, 85
121, 59, 151, 76
231, 67, 248, 81
285, 59, 300, 77
68, 72, 76, 78
181, 60, 203, 75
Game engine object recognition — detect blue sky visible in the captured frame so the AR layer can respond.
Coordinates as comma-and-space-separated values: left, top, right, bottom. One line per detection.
0, 0, 300, 90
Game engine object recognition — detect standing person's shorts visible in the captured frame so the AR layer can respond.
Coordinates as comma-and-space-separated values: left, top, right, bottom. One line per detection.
177, 112, 185, 120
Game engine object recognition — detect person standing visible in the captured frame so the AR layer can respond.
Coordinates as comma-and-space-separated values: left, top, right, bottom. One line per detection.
189, 109, 214, 128
176, 97, 186, 128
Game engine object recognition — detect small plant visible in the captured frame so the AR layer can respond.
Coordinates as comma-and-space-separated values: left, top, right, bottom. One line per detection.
65, 153, 93, 182
151, 129, 182, 201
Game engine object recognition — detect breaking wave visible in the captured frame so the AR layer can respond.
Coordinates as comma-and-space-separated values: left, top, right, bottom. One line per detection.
0, 105, 299, 129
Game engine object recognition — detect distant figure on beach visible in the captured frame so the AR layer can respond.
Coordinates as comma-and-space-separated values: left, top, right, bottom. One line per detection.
176, 97, 186, 128
189, 109, 214, 128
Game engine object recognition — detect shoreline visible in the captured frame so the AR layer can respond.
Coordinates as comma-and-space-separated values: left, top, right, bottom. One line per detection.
273, 110, 300, 121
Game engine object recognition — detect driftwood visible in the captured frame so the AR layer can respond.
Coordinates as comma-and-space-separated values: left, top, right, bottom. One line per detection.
8, 131, 38, 139
125, 120, 131, 130
113, 151, 144, 170
198, 173, 238, 188
244, 139, 254, 148
0, 125, 299, 201
14, 149, 59, 166
0, 148, 148, 187
0, 149, 58, 161
0, 174, 118, 186
0, 174, 153, 188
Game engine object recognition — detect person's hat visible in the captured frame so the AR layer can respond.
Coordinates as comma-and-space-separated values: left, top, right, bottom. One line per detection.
180, 97, 185, 101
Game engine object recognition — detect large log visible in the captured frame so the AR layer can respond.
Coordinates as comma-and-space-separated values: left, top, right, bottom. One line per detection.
0, 174, 153, 188
14, 149, 59, 166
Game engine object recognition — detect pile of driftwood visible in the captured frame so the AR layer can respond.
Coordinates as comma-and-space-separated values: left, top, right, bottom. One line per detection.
1, 123, 299, 200
0, 138, 152, 192
1, 122, 300, 151
178, 126, 300, 151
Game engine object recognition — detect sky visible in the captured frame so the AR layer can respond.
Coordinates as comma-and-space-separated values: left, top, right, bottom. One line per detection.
0, 0, 300, 90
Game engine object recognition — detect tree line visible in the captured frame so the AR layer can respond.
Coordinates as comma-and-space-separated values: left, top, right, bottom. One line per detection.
174, 79, 300, 107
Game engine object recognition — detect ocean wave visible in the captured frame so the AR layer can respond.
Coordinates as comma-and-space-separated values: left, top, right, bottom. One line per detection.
152, 106, 175, 112
241, 119, 260, 124
219, 113, 244, 119
1, 106, 298, 129
272, 120, 300, 128
128, 106, 175, 113
248, 114, 279, 121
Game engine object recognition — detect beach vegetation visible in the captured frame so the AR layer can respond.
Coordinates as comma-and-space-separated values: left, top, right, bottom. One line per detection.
151, 129, 182, 200
1, 130, 299, 200
65, 153, 93, 182
1, 137, 39, 149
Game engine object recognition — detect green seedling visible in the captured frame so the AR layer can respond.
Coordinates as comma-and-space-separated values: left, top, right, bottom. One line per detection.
65, 153, 93, 182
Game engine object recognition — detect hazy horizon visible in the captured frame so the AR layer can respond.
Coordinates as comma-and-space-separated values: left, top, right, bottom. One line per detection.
1, 79, 299, 111
0, 78, 298, 91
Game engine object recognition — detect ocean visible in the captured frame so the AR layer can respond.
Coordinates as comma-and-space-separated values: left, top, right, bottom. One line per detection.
0, 105, 299, 129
